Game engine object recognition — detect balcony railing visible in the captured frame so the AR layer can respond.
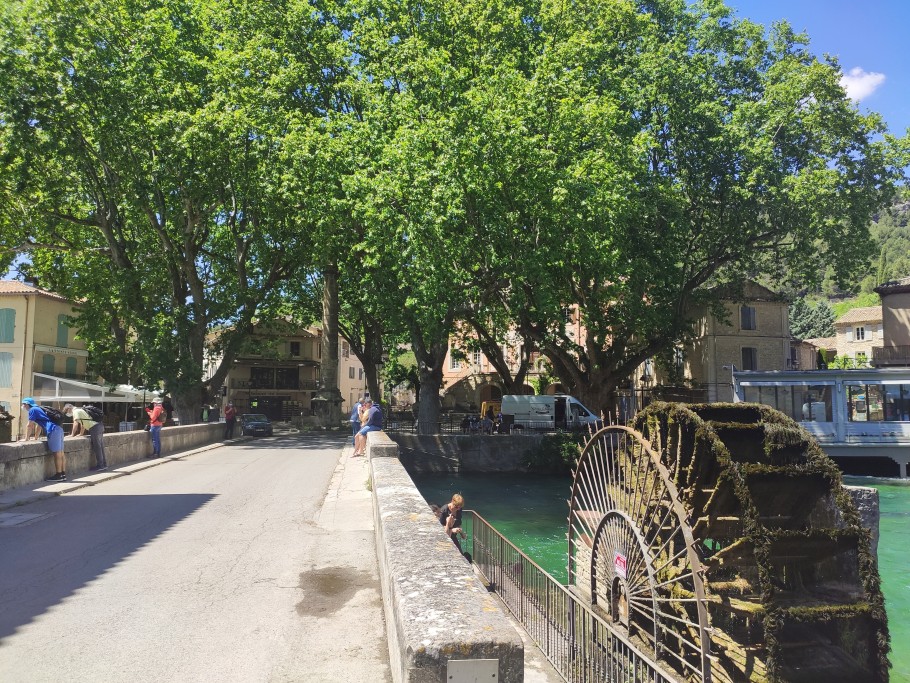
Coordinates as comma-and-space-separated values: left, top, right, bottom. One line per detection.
230, 378, 319, 391
872, 345, 910, 367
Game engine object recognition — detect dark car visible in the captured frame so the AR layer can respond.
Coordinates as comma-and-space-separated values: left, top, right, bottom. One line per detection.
240, 413, 273, 437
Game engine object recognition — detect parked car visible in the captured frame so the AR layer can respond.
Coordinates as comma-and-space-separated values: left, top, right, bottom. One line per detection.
240, 413, 273, 437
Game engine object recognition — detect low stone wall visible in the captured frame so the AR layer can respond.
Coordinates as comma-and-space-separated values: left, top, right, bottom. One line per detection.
0, 423, 224, 491
390, 433, 543, 473
367, 431, 524, 683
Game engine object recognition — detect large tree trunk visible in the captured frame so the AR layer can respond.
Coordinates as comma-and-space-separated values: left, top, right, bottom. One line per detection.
412, 329, 446, 435
314, 264, 344, 427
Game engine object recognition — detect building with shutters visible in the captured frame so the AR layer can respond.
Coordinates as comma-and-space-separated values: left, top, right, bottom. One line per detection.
0, 281, 88, 438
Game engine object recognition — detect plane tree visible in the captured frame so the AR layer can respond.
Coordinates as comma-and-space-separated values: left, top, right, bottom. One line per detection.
447, 0, 907, 415
0, 0, 347, 420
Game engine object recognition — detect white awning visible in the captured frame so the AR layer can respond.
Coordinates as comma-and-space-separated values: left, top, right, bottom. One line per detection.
31, 374, 159, 403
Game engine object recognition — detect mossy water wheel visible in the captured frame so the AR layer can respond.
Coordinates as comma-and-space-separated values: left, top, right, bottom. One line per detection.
568, 402, 889, 683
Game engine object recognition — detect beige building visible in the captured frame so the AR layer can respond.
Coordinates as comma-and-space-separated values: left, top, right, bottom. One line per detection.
675, 282, 793, 402
0, 281, 88, 437
208, 323, 367, 421
832, 306, 883, 366
873, 276, 910, 366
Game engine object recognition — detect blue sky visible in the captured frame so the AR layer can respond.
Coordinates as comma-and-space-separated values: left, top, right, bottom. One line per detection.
723, 0, 909, 138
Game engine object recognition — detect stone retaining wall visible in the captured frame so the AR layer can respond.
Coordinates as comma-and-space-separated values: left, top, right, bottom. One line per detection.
0, 424, 224, 491
389, 433, 542, 473
367, 431, 524, 683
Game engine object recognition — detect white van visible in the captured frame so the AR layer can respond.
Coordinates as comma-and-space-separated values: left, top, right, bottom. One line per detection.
500, 394, 601, 431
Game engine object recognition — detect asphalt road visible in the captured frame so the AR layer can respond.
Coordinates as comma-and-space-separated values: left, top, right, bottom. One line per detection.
0, 433, 391, 683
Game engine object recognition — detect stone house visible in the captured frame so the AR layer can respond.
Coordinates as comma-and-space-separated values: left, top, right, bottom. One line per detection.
832, 306, 883, 366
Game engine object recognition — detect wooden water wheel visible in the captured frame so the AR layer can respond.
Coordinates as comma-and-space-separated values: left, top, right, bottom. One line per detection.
568, 402, 889, 683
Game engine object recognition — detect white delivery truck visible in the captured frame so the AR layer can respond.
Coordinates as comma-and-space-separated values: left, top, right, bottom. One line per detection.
500, 394, 602, 431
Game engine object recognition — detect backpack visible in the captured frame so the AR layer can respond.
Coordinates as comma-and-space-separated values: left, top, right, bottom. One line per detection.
83, 405, 104, 422
41, 405, 66, 426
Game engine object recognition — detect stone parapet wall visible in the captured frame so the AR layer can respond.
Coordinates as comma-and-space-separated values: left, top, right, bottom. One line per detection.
0, 424, 224, 491
389, 433, 543, 473
367, 431, 524, 683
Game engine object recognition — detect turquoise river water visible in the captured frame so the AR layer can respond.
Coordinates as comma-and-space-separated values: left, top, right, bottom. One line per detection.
412, 472, 910, 682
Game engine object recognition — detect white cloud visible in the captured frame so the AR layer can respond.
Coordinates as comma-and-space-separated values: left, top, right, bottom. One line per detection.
840, 67, 886, 101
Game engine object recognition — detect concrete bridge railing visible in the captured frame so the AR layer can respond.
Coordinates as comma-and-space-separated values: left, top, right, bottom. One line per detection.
366, 431, 524, 683
0, 423, 225, 492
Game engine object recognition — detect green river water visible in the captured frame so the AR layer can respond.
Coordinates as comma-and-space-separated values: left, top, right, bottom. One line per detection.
412, 472, 910, 682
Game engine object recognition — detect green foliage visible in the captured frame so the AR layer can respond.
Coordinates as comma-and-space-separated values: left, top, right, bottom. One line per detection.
789, 297, 835, 339
831, 293, 881, 319
523, 433, 583, 474
0, 0, 346, 418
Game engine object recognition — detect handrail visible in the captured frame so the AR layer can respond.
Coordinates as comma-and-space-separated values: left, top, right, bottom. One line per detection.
467, 509, 679, 683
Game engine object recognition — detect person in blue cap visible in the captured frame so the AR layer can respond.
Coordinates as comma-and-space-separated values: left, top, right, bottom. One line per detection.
22, 397, 67, 481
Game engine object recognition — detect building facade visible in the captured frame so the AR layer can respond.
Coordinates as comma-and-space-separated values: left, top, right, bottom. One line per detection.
873, 276, 910, 366
832, 305, 883, 365
0, 281, 88, 437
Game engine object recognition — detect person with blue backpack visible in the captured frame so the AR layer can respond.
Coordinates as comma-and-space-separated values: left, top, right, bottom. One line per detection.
21, 397, 66, 482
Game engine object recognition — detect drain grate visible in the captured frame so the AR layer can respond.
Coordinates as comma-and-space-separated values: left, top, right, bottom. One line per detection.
0, 511, 57, 528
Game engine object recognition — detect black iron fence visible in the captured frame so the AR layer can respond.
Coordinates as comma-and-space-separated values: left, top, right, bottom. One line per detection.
468, 510, 677, 683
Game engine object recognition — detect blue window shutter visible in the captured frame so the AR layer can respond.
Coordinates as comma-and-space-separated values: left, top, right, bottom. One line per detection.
66, 357, 77, 376
0, 309, 15, 343
42, 354, 55, 374
0, 352, 12, 387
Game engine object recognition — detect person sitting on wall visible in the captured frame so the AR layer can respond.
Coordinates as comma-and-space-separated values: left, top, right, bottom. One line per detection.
352, 398, 382, 456
438, 493, 470, 561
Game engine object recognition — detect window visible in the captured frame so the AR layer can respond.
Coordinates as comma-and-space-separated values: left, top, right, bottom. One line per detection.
340, 342, 348, 359
275, 368, 298, 389
741, 347, 758, 370
848, 384, 885, 422
472, 350, 481, 367
562, 306, 573, 324
290, 341, 301, 357
0, 352, 12, 387
348, 367, 355, 379
449, 351, 462, 370
42, 354, 55, 374
65, 357, 77, 377
57, 314, 69, 347
358, 368, 364, 380
855, 327, 865, 341
740, 306, 756, 330
250, 367, 274, 388
0, 309, 14, 343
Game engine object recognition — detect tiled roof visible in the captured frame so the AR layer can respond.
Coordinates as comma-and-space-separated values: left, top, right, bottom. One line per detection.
0, 280, 71, 302
875, 275, 910, 294
834, 306, 882, 325
802, 336, 837, 349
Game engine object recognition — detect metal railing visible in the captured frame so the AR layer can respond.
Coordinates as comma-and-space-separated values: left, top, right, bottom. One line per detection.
468, 510, 677, 683
872, 345, 910, 366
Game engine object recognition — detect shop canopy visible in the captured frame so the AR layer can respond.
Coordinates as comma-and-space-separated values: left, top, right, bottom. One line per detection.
31, 373, 161, 404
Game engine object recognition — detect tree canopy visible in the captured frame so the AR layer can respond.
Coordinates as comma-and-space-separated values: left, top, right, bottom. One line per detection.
1, 0, 907, 424
0, 0, 347, 419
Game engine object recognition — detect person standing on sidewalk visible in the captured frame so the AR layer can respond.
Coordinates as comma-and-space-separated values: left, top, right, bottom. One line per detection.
145, 397, 166, 458
349, 396, 364, 446
22, 398, 66, 482
223, 402, 237, 439
64, 404, 107, 471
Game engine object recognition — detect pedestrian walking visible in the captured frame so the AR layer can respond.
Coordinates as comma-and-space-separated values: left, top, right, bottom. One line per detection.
22, 398, 66, 481
145, 397, 166, 458
349, 396, 364, 446
223, 402, 237, 439
64, 404, 107, 471
353, 398, 382, 456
